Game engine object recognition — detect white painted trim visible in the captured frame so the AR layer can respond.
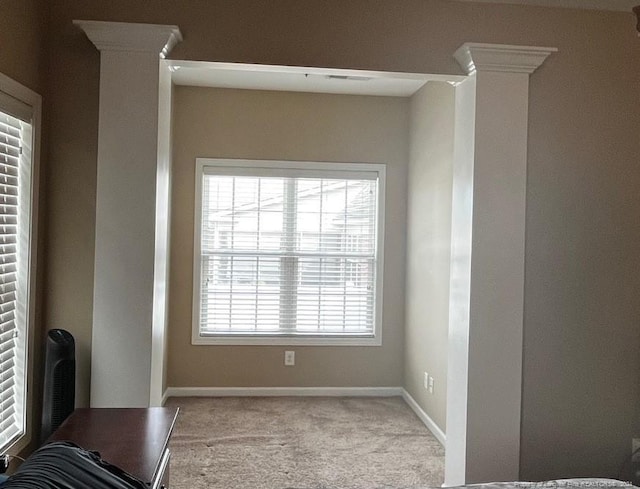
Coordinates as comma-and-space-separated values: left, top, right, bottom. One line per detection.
83, 21, 182, 408
170, 60, 466, 84
401, 389, 446, 447
165, 386, 403, 398
445, 42, 556, 486
454, 43, 557, 75
0, 73, 41, 109
445, 75, 475, 487
191, 335, 381, 347
0, 72, 41, 455
168, 61, 467, 97
149, 60, 174, 408
161, 389, 170, 406
73, 20, 182, 58
191, 158, 386, 347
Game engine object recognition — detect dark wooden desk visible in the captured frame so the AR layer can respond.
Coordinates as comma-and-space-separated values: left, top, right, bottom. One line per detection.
48, 407, 179, 488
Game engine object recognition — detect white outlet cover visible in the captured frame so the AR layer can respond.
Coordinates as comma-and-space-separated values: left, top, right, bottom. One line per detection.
284, 351, 295, 366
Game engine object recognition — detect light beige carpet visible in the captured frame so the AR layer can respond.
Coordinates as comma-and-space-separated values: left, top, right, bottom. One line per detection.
164, 396, 444, 489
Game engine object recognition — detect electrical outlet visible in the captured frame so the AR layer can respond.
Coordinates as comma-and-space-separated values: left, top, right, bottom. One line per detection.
428, 376, 434, 394
423, 372, 429, 389
284, 350, 295, 366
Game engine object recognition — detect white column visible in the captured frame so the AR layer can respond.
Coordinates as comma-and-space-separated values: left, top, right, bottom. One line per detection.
445, 43, 556, 485
74, 21, 182, 407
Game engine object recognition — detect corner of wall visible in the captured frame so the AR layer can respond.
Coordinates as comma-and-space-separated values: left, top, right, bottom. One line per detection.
404, 81, 455, 434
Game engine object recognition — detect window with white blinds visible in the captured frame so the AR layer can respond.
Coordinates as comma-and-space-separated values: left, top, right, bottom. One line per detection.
0, 89, 35, 450
193, 160, 385, 345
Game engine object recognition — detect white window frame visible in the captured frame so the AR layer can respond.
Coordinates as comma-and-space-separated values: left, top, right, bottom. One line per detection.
0, 72, 40, 454
192, 158, 385, 346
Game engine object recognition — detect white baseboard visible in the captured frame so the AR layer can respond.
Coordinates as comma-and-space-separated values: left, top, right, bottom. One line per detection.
161, 389, 169, 406
165, 386, 403, 398
401, 388, 446, 446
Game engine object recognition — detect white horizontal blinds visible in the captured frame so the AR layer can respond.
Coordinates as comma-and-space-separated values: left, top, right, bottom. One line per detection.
0, 109, 27, 448
199, 170, 378, 336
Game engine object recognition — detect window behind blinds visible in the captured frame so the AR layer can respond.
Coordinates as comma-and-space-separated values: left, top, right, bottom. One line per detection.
0, 107, 30, 449
195, 163, 382, 340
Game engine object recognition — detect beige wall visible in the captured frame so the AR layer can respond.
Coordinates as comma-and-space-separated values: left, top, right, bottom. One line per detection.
45, 7, 100, 409
168, 87, 409, 388
0, 0, 47, 94
522, 31, 640, 478
404, 82, 455, 432
42, 0, 640, 479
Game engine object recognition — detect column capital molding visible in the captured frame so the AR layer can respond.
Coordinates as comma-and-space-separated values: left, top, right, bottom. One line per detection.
74, 20, 182, 58
454, 43, 557, 75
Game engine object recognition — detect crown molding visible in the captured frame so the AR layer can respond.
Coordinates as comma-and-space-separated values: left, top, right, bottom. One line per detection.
454, 43, 558, 74
450, 0, 638, 12
73, 20, 182, 58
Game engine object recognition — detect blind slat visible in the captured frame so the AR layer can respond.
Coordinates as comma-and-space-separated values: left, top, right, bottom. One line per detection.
198, 171, 379, 336
0, 105, 29, 449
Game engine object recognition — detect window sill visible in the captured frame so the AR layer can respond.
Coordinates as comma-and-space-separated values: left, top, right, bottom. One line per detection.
191, 333, 381, 347
4, 430, 29, 457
